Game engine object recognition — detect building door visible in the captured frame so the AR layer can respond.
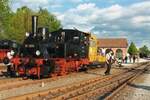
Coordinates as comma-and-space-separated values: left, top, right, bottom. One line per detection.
116, 49, 123, 59
105, 49, 113, 54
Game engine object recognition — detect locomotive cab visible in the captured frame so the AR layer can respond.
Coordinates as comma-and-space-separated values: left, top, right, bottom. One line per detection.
49, 29, 90, 58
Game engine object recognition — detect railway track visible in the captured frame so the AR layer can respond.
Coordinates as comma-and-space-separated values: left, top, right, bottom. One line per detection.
6, 62, 150, 100
104, 64, 150, 100
50, 63, 149, 100
110, 68, 150, 100
0, 71, 23, 85
0, 73, 77, 91
0, 67, 121, 92
0, 77, 23, 85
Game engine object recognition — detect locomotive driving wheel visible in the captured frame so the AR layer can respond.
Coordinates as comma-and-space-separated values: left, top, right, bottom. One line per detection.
40, 60, 57, 78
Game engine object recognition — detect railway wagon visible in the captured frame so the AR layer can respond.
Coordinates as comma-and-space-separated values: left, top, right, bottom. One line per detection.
3, 16, 106, 78
0, 40, 19, 63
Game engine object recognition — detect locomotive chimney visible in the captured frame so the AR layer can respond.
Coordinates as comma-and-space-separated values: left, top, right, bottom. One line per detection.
32, 16, 38, 35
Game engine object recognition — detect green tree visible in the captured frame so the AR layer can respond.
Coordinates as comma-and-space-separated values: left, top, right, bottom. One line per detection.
0, 3, 62, 42
6, 6, 33, 42
139, 45, 150, 58
6, 7, 62, 42
128, 42, 138, 56
0, 0, 11, 38
38, 8, 61, 32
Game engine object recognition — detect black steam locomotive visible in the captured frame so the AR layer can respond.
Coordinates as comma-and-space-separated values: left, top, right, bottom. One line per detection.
5, 16, 90, 78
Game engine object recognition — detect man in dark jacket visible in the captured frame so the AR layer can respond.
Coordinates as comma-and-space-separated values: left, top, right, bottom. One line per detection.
105, 51, 114, 75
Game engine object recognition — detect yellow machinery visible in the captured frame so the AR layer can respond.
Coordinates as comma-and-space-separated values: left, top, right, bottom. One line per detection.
88, 34, 106, 65
88, 34, 97, 62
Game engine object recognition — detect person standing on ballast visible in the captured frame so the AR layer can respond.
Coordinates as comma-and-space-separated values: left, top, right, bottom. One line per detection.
105, 51, 114, 75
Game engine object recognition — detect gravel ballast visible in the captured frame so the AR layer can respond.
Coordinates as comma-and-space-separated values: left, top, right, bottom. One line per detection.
0, 67, 125, 100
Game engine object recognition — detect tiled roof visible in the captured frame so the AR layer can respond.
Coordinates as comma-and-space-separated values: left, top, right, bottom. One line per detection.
97, 38, 128, 48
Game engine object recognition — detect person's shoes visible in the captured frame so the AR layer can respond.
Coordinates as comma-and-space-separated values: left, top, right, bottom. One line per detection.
105, 72, 110, 75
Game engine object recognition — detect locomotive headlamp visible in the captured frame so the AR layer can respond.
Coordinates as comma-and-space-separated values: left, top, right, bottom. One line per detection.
36, 50, 40, 56
74, 53, 78, 57
61, 32, 65, 36
49, 33, 51, 37
25, 32, 30, 37
12, 43, 17, 48
10, 50, 15, 56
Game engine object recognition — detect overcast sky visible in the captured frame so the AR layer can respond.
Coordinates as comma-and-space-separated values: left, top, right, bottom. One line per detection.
10, 0, 150, 48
